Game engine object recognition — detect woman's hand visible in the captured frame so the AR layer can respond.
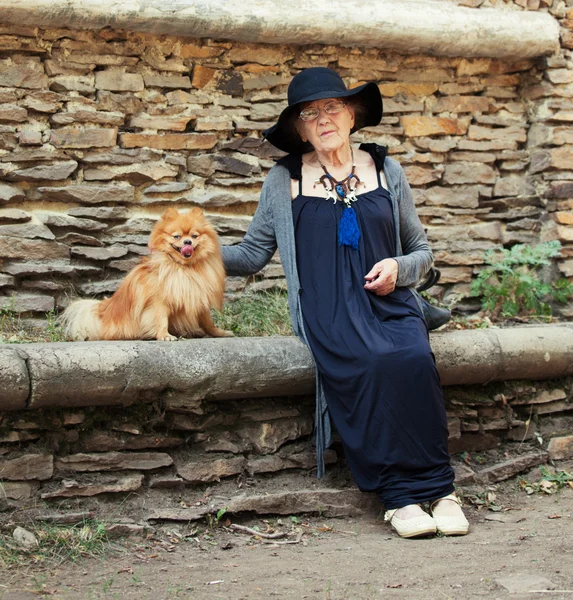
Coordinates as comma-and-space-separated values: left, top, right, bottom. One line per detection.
364, 258, 398, 296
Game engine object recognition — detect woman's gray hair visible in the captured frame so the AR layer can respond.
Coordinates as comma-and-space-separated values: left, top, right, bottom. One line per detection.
344, 96, 368, 131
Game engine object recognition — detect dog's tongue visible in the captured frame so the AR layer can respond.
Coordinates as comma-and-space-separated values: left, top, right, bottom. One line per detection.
181, 244, 194, 258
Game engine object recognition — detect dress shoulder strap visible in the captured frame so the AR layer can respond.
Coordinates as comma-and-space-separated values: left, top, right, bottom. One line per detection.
276, 153, 303, 180
358, 142, 388, 173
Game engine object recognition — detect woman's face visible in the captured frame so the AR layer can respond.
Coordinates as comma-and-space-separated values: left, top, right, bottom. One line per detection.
296, 98, 355, 155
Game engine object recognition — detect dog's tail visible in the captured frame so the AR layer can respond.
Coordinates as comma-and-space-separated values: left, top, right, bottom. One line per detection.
60, 299, 102, 340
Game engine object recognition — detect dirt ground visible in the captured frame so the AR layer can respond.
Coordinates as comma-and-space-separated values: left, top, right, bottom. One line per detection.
1, 458, 573, 600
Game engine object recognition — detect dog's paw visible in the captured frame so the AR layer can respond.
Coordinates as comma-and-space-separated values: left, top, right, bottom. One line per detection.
158, 333, 178, 341
210, 328, 234, 338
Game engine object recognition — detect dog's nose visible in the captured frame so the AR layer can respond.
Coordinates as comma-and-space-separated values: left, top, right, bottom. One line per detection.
183, 238, 192, 245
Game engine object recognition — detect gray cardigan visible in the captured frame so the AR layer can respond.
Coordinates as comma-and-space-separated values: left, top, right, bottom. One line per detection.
222, 152, 433, 477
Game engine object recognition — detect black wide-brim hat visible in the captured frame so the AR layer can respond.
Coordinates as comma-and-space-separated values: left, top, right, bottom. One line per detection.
263, 67, 383, 155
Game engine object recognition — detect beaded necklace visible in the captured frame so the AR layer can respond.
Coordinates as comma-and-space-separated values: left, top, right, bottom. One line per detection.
314, 147, 362, 207
312, 147, 363, 250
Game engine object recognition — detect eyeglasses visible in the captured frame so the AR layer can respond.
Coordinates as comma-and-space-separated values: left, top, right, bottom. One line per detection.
298, 101, 346, 122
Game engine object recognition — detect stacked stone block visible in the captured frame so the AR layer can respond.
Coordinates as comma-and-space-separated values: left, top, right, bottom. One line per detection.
0, 0, 572, 317
0, 378, 571, 507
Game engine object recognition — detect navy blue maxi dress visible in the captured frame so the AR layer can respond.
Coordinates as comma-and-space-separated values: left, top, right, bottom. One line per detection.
292, 167, 455, 510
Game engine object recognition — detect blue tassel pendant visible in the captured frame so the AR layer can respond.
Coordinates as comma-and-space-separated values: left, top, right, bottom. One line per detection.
338, 206, 360, 250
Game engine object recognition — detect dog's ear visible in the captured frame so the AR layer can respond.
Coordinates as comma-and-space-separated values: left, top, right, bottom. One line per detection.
160, 207, 179, 221
189, 207, 204, 217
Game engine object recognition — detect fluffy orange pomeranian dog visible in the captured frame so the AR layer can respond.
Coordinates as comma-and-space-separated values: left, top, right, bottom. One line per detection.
61, 207, 232, 341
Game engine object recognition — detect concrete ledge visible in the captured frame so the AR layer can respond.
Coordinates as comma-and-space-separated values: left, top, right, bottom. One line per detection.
1, 325, 573, 411
0, 0, 560, 59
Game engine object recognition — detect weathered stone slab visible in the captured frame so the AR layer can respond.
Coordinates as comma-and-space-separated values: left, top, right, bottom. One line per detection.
443, 162, 496, 184
7, 160, 78, 181
0, 148, 68, 163
547, 435, 573, 460
35, 184, 135, 204
177, 456, 246, 483
81, 431, 182, 452
51, 109, 125, 126
226, 489, 379, 518
0, 274, 15, 287
68, 206, 129, 220
468, 125, 526, 142
0, 222, 53, 240
493, 175, 535, 197
424, 186, 480, 208
0, 236, 69, 259
179, 42, 224, 59
401, 116, 470, 137
56, 452, 173, 472
213, 153, 260, 176
50, 75, 95, 93
83, 163, 178, 184
495, 574, 555, 595
96, 91, 144, 115
248, 449, 337, 474
70, 245, 127, 261
21, 91, 64, 113
0, 347, 29, 410
95, 70, 144, 92
143, 74, 192, 89
76, 279, 122, 295
146, 507, 210, 521
0, 104, 27, 122
3, 261, 74, 276
40, 474, 144, 498
192, 65, 216, 89
120, 133, 217, 150
0, 57, 47, 89
0, 293, 55, 312
432, 96, 491, 113
50, 128, 117, 148
129, 114, 194, 131
0, 481, 40, 501
78, 148, 163, 165
0, 430, 41, 443
476, 452, 548, 483
0, 455, 53, 481
0, 182, 25, 203
239, 417, 313, 454
144, 182, 189, 194
36, 213, 106, 232
458, 139, 517, 151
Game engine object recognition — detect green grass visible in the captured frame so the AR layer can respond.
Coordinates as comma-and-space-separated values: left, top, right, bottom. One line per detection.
214, 290, 293, 337
0, 520, 114, 568
1, 291, 293, 343
0, 302, 72, 344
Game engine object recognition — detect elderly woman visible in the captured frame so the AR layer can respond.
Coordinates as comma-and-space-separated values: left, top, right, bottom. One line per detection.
222, 67, 469, 539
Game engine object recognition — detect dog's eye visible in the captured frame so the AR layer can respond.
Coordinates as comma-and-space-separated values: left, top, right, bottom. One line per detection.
191, 234, 199, 239
172, 234, 181, 240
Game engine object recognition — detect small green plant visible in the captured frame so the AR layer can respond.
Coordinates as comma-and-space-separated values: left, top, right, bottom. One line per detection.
46, 309, 69, 342
0, 297, 23, 342
470, 241, 573, 319
205, 508, 228, 530
216, 508, 227, 523
520, 466, 573, 495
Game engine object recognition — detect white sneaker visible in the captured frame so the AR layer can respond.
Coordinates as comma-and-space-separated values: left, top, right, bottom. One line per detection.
430, 493, 470, 536
384, 505, 437, 539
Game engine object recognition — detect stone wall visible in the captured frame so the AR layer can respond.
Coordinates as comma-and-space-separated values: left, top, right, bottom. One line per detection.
1, 330, 573, 518
1, 376, 572, 517
0, 0, 572, 317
